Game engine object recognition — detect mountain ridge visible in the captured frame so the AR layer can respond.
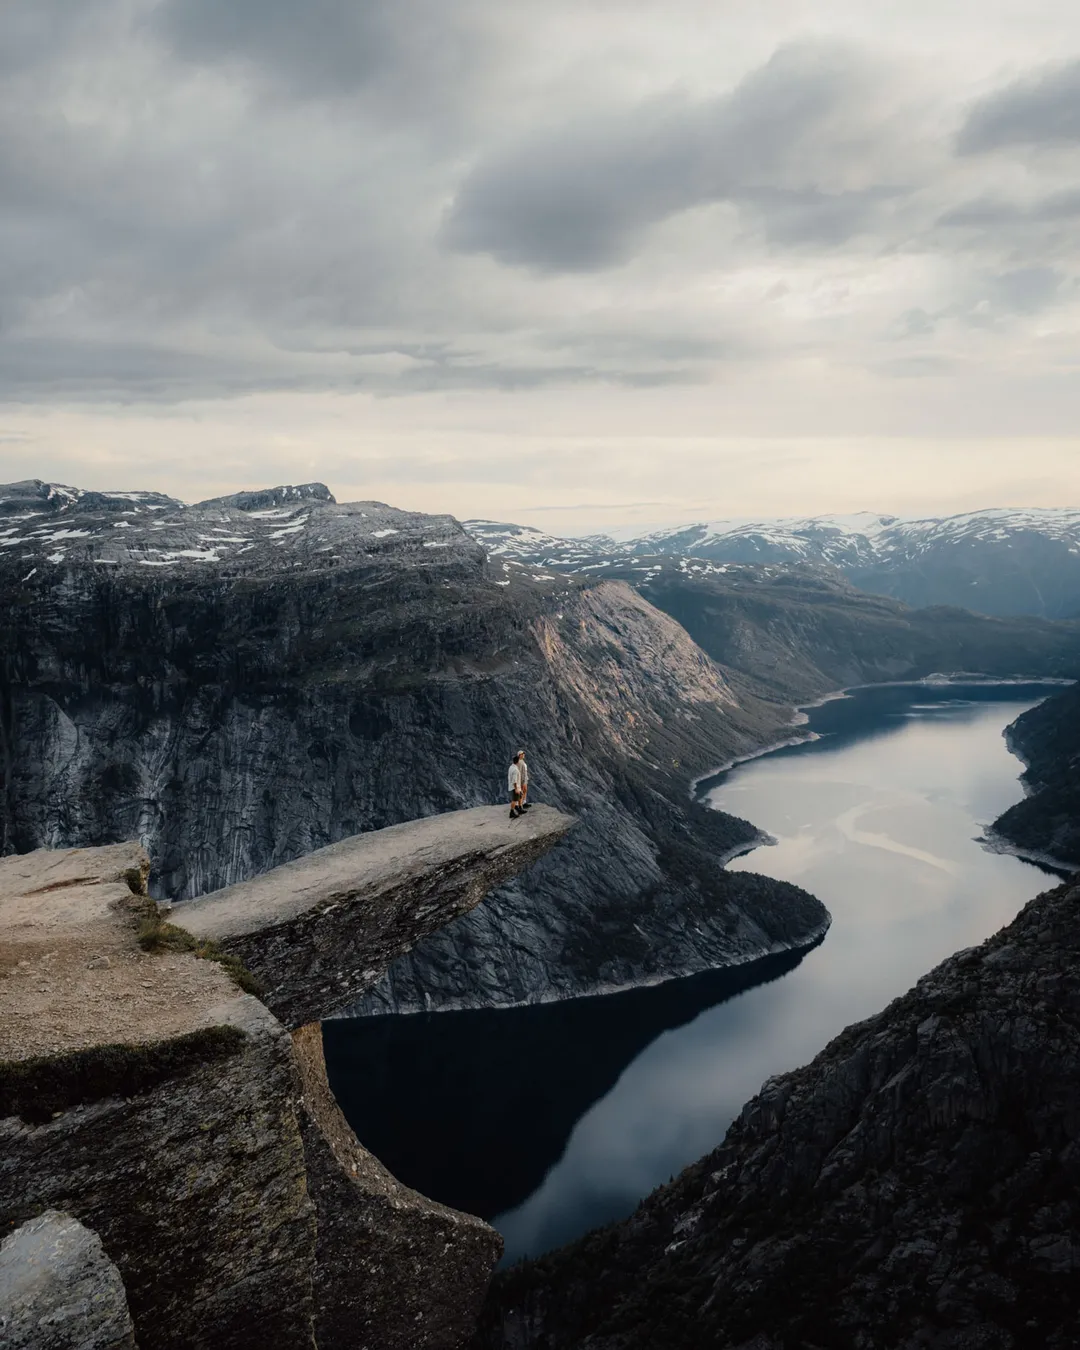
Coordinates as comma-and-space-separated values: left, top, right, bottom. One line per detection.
464, 507, 1080, 619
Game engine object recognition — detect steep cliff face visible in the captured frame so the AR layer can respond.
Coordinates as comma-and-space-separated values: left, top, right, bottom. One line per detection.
473, 875, 1080, 1350
1, 482, 828, 1012
992, 681, 1080, 867
353, 582, 828, 1013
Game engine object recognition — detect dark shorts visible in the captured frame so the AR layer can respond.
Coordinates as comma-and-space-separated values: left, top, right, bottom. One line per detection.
510, 788, 522, 803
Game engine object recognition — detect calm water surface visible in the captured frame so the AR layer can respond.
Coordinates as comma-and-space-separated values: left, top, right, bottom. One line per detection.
325, 683, 1063, 1264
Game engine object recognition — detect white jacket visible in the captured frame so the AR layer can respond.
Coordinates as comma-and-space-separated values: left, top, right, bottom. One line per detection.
519, 758, 528, 786
508, 762, 521, 793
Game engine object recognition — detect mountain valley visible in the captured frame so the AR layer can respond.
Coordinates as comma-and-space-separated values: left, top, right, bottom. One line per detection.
4, 476, 1080, 1349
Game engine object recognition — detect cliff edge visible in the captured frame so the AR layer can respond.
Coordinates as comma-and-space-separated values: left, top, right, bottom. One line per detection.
1, 804, 572, 1349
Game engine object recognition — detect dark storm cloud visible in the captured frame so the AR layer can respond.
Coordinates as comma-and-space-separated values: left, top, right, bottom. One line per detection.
3, 4, 1080, 415
958, 59, 1080, 152
151, 0, 487, 113
442, 42, 891, 272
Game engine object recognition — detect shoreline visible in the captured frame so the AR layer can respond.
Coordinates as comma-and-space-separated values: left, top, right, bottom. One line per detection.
689, 674, 1074, 803
978, 826, 1077, 880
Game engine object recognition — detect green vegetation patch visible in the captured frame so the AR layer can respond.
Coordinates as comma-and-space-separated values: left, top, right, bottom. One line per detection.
134, 901, 265, 997
0, 1025, 247, 1124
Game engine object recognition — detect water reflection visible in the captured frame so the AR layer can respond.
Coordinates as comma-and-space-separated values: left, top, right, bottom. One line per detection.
322, 944, 814, 1224
326, 683, 1061, 1263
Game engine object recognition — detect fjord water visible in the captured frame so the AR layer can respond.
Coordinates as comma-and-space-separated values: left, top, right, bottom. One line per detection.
324, 683, 1062, 1264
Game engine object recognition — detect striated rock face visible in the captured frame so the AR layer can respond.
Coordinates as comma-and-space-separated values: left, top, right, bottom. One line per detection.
473, 876, 1080, 1350
993, 681, 1080, 868
1, 481, 829, 1013
0, 1210, 135, 1350
178, 804, 574, 1027
353, 583, 830, 1014
2, 1006, 316, 1350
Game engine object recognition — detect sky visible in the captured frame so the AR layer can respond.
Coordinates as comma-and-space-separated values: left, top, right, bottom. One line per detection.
3, 1, 1080, 535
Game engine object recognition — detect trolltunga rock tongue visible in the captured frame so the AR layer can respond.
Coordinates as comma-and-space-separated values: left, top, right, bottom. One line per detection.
177, 803, 574, 1027
2, 808, 572, 1349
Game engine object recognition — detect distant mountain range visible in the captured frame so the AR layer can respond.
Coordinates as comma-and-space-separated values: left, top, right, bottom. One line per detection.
9, 481, 1077, 619
464, 508, 1080, 619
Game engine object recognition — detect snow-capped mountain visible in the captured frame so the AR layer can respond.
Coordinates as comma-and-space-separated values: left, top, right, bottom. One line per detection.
462, 520, 618, 568
0, 480, 476, 579
464, 509, 1080, 619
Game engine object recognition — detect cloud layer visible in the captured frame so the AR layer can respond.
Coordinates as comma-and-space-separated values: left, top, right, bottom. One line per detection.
2, 0, 1080, 517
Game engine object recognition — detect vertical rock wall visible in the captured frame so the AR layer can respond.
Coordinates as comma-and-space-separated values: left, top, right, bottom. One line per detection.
293, 1023, 501, 1350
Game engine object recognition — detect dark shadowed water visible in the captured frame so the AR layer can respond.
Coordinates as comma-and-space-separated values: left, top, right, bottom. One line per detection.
325, 682, 1064, 1264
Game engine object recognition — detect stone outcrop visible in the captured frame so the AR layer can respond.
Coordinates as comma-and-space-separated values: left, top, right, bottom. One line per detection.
178, 804, 573, 1027
1, 841, 316, 1349
0, 1210, 135, 1349
1, 480, 831, 1015
472, 876, 1080, 1349
2, 808, 570, 1348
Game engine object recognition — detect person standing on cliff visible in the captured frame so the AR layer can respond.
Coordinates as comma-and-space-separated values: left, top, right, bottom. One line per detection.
508, 752, 524, 819
518, 749, 531, 810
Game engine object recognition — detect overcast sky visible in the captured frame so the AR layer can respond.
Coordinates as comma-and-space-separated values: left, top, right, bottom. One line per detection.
3, 1, 1080, 533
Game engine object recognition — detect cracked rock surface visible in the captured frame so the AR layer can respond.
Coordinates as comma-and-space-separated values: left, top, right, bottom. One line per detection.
0, 1210, 135, 1350
178, 803, 574, 1027
3, 813, 570, 1348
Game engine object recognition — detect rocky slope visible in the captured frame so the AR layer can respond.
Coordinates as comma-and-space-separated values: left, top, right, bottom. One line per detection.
634, 564, 1080, 702
992, 681, 1080, 868
472, 874, 1080, 1350
466, 507, 1080, 619
1, 479, 829, 1013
